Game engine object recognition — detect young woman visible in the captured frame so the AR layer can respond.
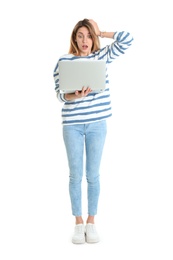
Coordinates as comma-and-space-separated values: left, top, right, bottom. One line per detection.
53, 19, 134, 244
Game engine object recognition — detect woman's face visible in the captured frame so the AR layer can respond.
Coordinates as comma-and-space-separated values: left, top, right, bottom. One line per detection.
75, 26, 93, 56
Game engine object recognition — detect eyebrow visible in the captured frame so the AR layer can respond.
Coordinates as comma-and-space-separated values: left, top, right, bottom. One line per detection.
77, 31, 91, 36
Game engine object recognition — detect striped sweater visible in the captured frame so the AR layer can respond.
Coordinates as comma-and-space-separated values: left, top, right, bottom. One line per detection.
53, 31, 134, 125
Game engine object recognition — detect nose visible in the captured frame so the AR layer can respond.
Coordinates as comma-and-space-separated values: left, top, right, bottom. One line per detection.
82, 36, 87, 43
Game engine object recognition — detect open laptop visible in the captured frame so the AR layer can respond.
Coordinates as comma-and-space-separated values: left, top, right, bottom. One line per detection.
58, 60, 106, 93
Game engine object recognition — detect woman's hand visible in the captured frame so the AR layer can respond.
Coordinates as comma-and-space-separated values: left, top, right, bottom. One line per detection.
89, 19, 100, 36
65, 87, 92, 100
75, 86, 92, 97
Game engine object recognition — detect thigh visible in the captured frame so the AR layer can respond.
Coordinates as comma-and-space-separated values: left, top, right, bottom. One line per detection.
85, 120, 107, 171
63, 124, 85, 172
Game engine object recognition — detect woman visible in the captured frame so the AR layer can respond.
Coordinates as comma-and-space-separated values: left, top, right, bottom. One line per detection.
53, 19, 134, 244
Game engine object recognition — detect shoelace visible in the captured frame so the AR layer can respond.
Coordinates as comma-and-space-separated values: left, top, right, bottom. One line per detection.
75, 225, 84, 234
86, 224, 96, 234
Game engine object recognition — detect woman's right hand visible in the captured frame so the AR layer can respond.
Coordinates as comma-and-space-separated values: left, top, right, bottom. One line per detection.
75, 86, 92, 97
65, 87, 92, 100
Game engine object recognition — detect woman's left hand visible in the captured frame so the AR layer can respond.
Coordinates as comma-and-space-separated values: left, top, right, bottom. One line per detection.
89, 19, 100, 36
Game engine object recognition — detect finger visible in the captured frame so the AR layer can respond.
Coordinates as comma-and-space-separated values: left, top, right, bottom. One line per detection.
86, 87, 92, 93
82, 86, 87, 91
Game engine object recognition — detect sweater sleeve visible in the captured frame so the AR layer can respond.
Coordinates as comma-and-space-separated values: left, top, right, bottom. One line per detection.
113, 31, 133, 55
98, 31, 134, 62
53, 59, 67, 103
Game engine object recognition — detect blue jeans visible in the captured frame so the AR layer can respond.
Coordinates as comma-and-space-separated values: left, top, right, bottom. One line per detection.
63, 120, 107, 216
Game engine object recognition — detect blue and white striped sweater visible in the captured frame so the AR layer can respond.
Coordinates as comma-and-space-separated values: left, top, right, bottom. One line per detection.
53, 31, 133, 125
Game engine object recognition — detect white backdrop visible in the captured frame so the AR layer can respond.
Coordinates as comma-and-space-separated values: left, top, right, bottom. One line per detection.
0, 0, 173, 259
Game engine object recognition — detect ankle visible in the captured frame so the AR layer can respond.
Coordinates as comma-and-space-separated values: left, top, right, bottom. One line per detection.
86, 215, 95, 224
75, 216, 84, 225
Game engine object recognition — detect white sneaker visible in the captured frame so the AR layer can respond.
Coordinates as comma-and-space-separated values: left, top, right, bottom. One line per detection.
72, 224, 85, 244
85, 223, 100, 243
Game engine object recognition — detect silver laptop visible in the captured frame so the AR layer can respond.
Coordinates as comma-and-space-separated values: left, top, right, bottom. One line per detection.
58, 60, 106, 93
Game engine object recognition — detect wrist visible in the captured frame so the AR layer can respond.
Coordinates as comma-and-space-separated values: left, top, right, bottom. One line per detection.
100, 31, 106, 38
64, 93, 72, 101
65, 93, 76, 101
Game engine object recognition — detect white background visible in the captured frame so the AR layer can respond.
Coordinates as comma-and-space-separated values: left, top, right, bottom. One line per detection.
0, 0, 173, 259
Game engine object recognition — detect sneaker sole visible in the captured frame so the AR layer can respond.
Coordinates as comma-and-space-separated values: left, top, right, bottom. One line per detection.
86, 236, 100, 243
72, 238, 85, 244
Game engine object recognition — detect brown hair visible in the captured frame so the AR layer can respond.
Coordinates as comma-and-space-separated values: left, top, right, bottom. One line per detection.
68, 18, 100, 56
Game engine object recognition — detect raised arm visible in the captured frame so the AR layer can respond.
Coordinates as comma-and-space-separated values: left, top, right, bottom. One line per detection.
89, 19, 115, 39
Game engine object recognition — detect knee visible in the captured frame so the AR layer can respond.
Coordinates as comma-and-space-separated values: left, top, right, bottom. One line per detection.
69, 172, 82, 184
86, 174, 100, 184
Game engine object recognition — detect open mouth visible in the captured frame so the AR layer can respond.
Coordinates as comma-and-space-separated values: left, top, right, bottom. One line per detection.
82, 45, 88, 49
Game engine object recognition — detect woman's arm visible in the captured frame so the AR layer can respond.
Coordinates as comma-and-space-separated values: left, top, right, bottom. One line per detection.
89, 19, 114, 39
89, 19, 134, 62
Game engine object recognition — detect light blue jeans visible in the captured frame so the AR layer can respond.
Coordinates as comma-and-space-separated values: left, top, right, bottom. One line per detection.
63, 120, 107, 216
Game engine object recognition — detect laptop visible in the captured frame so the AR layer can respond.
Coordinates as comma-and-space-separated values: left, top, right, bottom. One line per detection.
58, 60, 106, 93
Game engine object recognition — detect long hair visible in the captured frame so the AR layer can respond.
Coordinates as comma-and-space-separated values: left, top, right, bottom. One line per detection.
68, 18, 100, 56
